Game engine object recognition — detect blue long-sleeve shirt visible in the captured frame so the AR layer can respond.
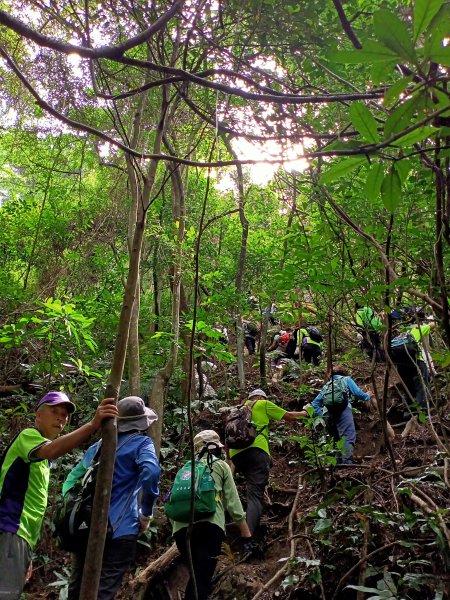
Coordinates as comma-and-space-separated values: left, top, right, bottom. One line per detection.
62, 432, 160, 539
311, 375, 371, 416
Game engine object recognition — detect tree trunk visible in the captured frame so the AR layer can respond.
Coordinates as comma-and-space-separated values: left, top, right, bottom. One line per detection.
224, 136, 248, 393
79, 92, 167, 600
124, 89, 148, 396
149, 161, 186, 455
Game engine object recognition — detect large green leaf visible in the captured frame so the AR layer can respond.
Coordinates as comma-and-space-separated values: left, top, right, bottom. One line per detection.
414, 0, 443, 42
429, 45, 450, 67
394, 159, 413, 184
349, 102, 379, 143
381, 168, 402, 213
384, 96, 422, 139
365, 163, 385, 202
395, 125, 438, 146
383, 76, 413, 107
373, 10, 417, 64
330, 40, 397, 64
319, 156, 367, 184
423, 4, 450, 57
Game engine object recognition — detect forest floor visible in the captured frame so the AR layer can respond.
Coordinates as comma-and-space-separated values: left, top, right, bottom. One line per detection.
23, 356, 450, 600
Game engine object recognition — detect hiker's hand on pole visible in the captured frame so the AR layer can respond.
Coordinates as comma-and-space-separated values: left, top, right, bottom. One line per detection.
91, 397, 118, 430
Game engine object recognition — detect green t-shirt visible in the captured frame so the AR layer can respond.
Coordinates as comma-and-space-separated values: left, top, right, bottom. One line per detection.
300, 328, 322, 348
229, 399, 287, 459
0, 428, 50, 547
409, 324, 431, 362
355, 307, 383, 331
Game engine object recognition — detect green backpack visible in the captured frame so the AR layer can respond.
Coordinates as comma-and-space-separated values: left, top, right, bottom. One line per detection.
164, 452, 217, 522
322, 376, 351, 413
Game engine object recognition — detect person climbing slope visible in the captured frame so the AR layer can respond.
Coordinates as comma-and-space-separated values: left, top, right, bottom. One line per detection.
227, 389, 304, 540
168, 430, 252, 600
299, 364, 373, 464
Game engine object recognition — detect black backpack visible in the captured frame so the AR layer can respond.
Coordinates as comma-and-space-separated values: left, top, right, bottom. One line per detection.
244, 322, 258, 337
224, 400, 262, 449
306, 326, 323, 343
390, 333, 419, 367
54, 433, 138, 552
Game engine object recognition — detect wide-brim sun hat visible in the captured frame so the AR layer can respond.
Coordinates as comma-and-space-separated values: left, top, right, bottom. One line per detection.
193, 429, 224, 453
117, 396, 158, 432
248, 388, 267, 399
35, 391, 76, 414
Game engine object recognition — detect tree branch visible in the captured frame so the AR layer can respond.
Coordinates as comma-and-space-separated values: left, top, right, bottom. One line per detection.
0, 0, 185, 59
332, 0, 362, 49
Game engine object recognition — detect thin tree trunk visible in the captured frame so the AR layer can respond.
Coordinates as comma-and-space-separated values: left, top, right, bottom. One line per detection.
149, 159, 185, 455
24, 140, 63, 290
124, 89, 148, 395
79, 93, 167, 600
223, 136, 248, 393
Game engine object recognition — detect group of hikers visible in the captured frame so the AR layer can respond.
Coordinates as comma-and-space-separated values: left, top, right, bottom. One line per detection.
0, 301, 440, 600
354, 303, 436, 413
243, 300, 437, 415
0, 366, 376, 600
243, 319, 324, 366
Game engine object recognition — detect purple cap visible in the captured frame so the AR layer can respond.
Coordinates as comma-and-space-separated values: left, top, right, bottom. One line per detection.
35, 391, 76, 414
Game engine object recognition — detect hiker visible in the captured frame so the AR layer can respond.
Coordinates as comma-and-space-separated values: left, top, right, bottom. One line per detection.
62, 396, 161, 600
391, 316, 436, 413
354, 303, 385, 362
268, 327, 297, 363
299, 326, 323, 366
228, 389, 305, 537
169, 430, 252, 600
0, 391, 118, 600
242, 317, 258, 355
299, 364, 373, 464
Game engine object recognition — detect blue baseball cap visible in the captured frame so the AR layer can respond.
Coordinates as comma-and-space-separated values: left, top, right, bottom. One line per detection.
35, 391, 76, 414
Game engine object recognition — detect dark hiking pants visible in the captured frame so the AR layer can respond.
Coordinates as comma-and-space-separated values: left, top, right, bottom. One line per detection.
68, 537, 137, 600
174, 522, 224, 600
231, 447, 271, 535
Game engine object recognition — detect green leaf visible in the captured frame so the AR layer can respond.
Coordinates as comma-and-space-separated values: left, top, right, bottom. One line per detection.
384, 96, 422, 139
365, 163, 385, 202
433, 89, 450, 115
349, 102, 380, 143
430, 45, 450, 67
394, 159, 412, 183
373, 10, 417, 63
312, 518, 332, 534
319, 156, 367, 184
383, 76, 413, 107
381, 168, 402, 212
414, 0, 443, 42
371, 60, 396, 84
330, 40, 397, 64
325, 140, 363, 151
395, 125, 438, 146
423, 4, 450, 57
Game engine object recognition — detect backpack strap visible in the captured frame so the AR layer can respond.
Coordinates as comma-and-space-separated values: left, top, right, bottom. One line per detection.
246, 399, 267, 441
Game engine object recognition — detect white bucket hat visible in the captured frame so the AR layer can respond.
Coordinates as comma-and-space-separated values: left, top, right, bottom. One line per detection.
193, 430, 224, 453
248, 388, 267, 399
